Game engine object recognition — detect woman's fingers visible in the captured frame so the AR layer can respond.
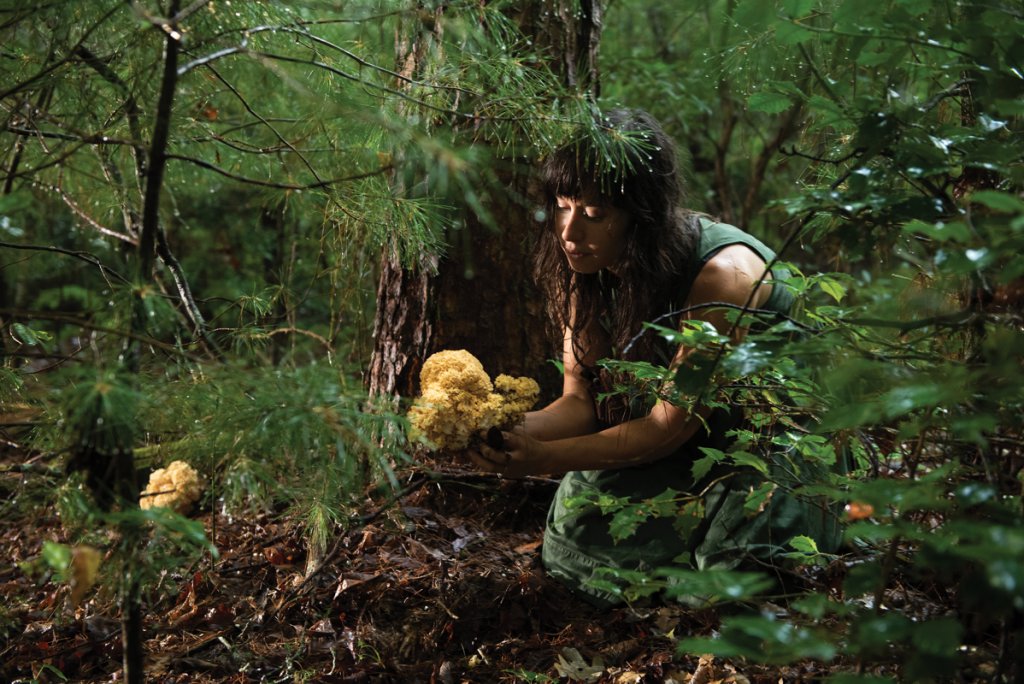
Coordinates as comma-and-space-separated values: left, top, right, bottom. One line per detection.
467, 443, 509, 472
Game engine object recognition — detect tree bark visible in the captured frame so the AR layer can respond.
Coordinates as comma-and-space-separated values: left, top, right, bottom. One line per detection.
367, 1, 602, 400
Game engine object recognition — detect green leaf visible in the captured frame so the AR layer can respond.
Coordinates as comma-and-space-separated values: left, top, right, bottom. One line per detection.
660, 568, 775, 602
853, 613, 914, 655
748, 91, 794, 114
693, 447, 725, 481
729, 450, 769, 475
678, 614, 837, 664
721, 341, 775, 377
673, 499, 705, 540
744, 482, 777, 514
609, 505, 648, 542
902, 219, 970, 242
41, 541, 72, 578
733, 0, 777, 31
910, 617, 964, 655
775, 19, 813, 45
788, 535, 820, 554
818, 277, 847, 302
782, 0, 815, 18
972, 190, 1024, 213
11, 322, 52, 347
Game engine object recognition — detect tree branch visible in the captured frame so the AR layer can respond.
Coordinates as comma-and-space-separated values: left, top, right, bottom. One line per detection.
164, 153, 393, 189
0, 240, 130, 285
153, 227, 224, 360
138, 2, 182, 280
0, 3, 123, 101
202, 63, 324, 184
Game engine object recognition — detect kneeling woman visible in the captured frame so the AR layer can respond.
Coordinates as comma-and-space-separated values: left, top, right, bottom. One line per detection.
471, 109, 842, 606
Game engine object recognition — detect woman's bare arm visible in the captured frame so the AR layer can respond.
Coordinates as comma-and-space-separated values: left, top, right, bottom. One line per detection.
471, 244, 773, 477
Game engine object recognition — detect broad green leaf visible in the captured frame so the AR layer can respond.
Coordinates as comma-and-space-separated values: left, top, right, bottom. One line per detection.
744, 482, 777, 514
609, 505, 647, 542
782, 0, 815, 17
10, 323, 45, 348
673, 499, 705, 540
854, 613, 913, 654
660, 568, 775, 602
693, 447, 725, 481
910, 618, 964, 655
41, 541, 72, 577
902, 219, 970, 242
729, 450, 769, 475
788, 535, 820, 554
678, 614, 837, 664
818, 277, 847, 302
972, 190, 1024, 213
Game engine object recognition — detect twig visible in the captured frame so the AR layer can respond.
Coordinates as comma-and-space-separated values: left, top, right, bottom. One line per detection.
0, 240, 130, 285
164, 153, 392, 189
155, 227, 224, 360
202, 62, 324, 184
780, 145, 860, 164
0, 463, 62, 476
0, 3, 123, 101
137, 3, 182, 280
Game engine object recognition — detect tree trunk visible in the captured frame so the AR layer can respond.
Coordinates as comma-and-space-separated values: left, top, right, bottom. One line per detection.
367, 1, 602, 400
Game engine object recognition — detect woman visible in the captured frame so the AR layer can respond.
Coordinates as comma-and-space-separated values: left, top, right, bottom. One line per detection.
470, 109, 841, 606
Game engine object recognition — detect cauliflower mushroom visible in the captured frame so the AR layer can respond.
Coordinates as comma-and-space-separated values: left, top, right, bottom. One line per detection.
140, 460, 203, 514
408, 350, 540, 451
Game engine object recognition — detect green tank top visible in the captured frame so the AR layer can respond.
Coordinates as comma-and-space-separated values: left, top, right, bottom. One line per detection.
541, 219, 842, 606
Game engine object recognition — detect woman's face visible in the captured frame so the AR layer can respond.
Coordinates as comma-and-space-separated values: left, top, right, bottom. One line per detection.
554, 193, 630, 274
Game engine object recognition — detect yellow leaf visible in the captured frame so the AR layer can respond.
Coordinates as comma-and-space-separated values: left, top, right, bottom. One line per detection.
69, 545, 102, 606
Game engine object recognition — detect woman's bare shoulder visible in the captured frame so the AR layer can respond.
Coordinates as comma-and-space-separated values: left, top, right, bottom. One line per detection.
689, 244, 773, 308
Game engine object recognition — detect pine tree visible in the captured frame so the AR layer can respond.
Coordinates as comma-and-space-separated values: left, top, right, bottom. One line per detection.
367, 1, 603, 400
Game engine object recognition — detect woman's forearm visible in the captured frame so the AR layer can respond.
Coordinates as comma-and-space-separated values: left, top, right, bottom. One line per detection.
522, 393, 598, 441
533, 403, 705, 476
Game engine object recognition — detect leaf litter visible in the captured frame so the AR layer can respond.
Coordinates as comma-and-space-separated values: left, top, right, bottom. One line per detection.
0, 449, 907, 682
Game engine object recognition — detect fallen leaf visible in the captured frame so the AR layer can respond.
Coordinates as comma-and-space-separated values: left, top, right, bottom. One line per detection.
514, 540, 542, 554
69, 545, 101, 606
691, 654, 717, 684
845, 501, 875, 520
309, 618, 335, 635
554, 647, 605, 682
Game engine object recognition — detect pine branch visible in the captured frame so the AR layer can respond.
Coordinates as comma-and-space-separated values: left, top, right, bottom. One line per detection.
2, 124, 134, 146
72, 44, 148, 181
202, 63, 324, 184
0, 308, 197, 357
0, 3, 123, 101
154, 227, 224, 360
0, 240, 130, 285
164, 153, 393, 189
30, 179, 137, 243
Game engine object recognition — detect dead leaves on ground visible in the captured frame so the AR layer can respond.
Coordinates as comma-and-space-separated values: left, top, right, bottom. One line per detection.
4, 466, 760, 683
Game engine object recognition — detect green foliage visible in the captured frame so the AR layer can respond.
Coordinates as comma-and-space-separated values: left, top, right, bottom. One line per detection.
678, 611, 838, 664
3, 0, 1023, 679
58, 368, 141, 458
589, 0, 1024, 678
134, 360, 409, 536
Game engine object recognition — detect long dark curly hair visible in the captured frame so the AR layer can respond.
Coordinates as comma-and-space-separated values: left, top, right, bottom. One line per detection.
533, 109, 702, 422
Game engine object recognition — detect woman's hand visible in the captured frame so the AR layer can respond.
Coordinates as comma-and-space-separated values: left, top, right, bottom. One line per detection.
467, 429, 548, 478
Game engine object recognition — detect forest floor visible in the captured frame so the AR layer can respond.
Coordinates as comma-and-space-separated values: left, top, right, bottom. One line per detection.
2, 445, 842, 684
